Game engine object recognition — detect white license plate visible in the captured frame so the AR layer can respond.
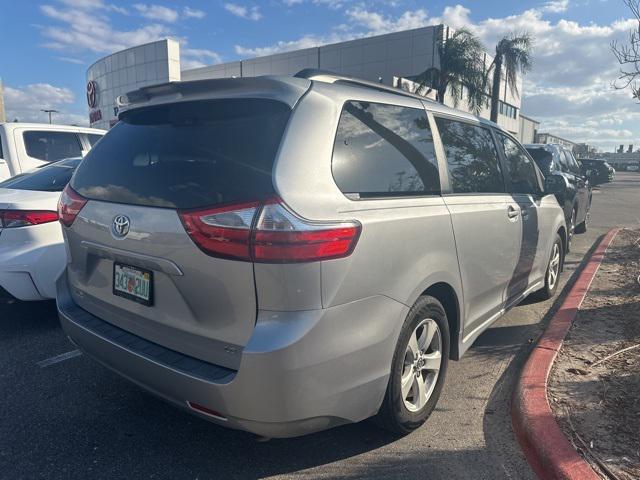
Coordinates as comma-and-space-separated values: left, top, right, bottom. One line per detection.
113, 263, 153, 306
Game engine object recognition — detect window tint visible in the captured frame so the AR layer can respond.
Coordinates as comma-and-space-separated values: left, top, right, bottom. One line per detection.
332, 101, 440, 198
526, 147, 555, 174
436, 118, 504, 194
86, 134, 103, 147
563, 150, 581, 174
0, 158, 81, 192
23, 131, 82, 162
555, 148, 571, 173
497, 134, 540, 194
72, 99, 291, 209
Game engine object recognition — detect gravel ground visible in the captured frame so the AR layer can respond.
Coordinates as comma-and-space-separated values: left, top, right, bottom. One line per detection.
549, 228, 640, 480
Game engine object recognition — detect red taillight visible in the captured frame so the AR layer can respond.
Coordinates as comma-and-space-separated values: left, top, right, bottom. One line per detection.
58, 185, 87, 227
179, 201, 259, 261
0, 210, 59, 228
178, 198, 361, 263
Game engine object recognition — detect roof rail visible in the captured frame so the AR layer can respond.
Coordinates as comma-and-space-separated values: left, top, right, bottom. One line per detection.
294, 68, 437, 104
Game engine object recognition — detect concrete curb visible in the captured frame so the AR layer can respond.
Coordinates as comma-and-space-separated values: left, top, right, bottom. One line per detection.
512, 228, 620, 480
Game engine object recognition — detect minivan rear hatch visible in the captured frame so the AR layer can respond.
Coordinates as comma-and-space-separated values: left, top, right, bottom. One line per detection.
64, 95, 297, 370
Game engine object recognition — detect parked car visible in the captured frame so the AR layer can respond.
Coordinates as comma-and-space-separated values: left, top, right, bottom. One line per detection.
626, 163, 639, 172
578, 158, 615, 185
57, 72, 567, 438
0, 123, 105, 182
524, 143, 591, 249
0, 157, 81, 300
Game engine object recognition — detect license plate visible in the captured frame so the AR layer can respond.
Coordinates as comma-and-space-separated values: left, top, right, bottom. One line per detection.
113, 263, 153, 306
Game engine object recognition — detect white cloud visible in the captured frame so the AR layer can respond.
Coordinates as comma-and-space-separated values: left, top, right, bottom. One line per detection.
541, 0, 570, 14
40, 3, 171, 53
224, 3, 262, 21
181, 47, 222, 68
234, 3, 640, 150
3, 83, 88, 125
183, 6, 205, 19
56, 56, 85, 64
346, 8, 430, 34
133, 4, 179, 23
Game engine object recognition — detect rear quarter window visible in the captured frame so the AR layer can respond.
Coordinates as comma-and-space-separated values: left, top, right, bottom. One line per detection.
86, 133, 103, 147
331, 101, 440, 198
23, 131, 83, 162
71, 99, 291, 209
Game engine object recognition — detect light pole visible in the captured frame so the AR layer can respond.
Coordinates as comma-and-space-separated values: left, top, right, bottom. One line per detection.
41, 109, 59, 124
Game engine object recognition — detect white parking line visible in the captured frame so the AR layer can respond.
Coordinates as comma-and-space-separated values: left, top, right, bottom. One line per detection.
36, 349, 82, 368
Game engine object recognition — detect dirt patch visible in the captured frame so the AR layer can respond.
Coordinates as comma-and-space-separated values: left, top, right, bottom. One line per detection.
549, 228, 640, 479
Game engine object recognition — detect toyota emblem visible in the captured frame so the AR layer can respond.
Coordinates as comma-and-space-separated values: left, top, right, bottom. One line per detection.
112, 215, 130, 238
87, 80, 98, 109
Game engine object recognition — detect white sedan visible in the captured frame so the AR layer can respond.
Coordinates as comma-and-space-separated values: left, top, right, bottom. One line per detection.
0, 158, 81, 301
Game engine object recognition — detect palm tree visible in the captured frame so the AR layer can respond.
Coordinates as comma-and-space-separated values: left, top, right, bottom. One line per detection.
488, 33, 533, 123
413, 28, 488, 114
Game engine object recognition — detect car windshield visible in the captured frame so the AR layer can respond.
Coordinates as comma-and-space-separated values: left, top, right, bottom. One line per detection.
0, 157, 82, 192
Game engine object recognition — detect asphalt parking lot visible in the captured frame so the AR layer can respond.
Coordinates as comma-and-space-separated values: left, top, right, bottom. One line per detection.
1, 172, 639, 480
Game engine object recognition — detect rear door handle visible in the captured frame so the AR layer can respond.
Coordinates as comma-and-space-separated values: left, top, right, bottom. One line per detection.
507, 206, 520, 219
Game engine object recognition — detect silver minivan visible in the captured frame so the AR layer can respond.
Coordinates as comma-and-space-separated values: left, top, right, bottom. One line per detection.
57, 71, 566, 438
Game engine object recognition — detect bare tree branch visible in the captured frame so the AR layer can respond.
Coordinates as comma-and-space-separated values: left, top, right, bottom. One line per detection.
612, 0, 640, 100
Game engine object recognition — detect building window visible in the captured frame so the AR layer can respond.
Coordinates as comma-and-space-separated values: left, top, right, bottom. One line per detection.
498, 101, 517, 119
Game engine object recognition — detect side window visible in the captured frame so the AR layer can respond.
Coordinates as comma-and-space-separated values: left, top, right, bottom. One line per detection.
563, 150, 581, 174
497, 133, 541, 195
86, 134, 103, 147
0, 134, 3, 159
23, 131, 82, 162
435, 118, 505, 194
556, 149, 571, 173
332, 101, 440, 198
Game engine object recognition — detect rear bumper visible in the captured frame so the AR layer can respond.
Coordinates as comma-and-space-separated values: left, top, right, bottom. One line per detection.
57, 273, 407, 437
0, 223, 65, 300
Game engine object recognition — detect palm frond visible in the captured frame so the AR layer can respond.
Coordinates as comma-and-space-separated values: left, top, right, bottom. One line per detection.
495, 33, 533, 96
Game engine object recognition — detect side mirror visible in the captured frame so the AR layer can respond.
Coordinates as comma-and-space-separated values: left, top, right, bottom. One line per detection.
544, 174, 566, 196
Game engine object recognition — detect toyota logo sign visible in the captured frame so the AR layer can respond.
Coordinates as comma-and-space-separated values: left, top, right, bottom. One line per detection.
87, 80, 98, 109
112, 215, 131, 238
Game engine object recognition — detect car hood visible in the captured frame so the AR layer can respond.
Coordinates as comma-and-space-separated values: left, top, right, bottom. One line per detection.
0, 188, 61, 211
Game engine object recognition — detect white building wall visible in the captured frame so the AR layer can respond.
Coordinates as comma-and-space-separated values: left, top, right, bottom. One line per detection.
86, 39, 180, 130
86, 26, 524, 136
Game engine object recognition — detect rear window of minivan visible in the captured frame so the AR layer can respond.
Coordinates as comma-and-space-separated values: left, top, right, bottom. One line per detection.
71, 99, 291, 209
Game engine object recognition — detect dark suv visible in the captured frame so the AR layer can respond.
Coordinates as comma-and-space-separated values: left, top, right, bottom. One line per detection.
578, 159, 615, 185
525, 144, 591, 249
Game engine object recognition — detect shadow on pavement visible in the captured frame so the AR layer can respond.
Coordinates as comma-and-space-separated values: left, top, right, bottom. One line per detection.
0, 299, 58, 340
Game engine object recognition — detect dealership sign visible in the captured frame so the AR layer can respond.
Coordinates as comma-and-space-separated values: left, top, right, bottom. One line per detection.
87, 80, 102, 124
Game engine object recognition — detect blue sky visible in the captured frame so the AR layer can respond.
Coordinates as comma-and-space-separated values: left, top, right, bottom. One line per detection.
1, 0, 638, 150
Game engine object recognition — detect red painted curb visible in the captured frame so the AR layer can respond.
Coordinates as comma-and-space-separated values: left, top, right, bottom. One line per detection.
512, 228, 620, 480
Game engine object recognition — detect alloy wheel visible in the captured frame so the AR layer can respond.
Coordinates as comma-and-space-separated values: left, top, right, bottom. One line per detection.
401, 318, 442, 412
547, 242, 561, 291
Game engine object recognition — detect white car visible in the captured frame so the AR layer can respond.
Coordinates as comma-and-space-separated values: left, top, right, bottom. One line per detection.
0, 157, 81, 300
0, 123, 105, 182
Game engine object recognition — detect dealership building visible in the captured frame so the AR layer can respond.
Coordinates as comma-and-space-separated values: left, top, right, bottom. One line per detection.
86, 25, 527, 138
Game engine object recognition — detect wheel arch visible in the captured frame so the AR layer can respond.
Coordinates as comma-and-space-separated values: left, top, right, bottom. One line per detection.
421, 282, 461, 361
557, 225, 567, 270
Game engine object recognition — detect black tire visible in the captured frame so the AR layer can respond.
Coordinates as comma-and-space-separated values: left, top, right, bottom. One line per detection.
376, 295, 450, 434
575, 210, 589, 234
535, 233, 563, 300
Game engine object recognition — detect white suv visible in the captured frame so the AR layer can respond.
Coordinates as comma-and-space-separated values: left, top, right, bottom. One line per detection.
0, 123, 106, 181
